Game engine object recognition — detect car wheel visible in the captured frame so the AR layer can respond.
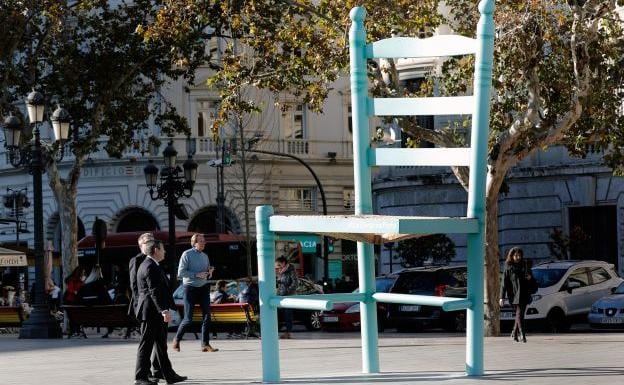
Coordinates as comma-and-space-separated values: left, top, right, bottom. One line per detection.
305, 311, 322, 331
545, 308, 570, 333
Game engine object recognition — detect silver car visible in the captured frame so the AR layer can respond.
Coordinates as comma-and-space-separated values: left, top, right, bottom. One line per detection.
588, 281, 624, 329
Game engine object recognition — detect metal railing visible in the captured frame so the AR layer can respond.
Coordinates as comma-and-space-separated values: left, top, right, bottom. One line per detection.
0, 136, 354, 171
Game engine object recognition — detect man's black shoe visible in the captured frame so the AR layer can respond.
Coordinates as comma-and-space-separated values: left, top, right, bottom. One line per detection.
151, 372, 165, 380
134, 380, 157, 385
147, 375, 161, 382
166, 374, 187, 384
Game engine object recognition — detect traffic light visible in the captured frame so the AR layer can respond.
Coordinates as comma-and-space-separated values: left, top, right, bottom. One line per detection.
327, 238, 335, 253
223, 141, 232, 166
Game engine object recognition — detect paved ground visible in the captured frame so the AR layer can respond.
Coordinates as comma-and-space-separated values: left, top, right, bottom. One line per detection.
0, 328, 623, 385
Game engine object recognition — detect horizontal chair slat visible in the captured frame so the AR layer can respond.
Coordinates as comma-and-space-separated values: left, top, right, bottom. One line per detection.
269, 215, 479, 236
290, 293, 367, 303
366, 35, 477, 59
369, 96, 474, 116
372, 293, 472, 311
269, 296, 333, 311
369, 147, 471, 167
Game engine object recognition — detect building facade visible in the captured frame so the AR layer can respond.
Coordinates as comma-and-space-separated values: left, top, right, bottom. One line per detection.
0, 74, 357, 283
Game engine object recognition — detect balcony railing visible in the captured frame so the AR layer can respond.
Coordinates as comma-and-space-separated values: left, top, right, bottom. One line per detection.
0, 136, 354, 171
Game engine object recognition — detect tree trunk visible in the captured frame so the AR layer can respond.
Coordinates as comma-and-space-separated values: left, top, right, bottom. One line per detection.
483, 168, 506, 336
58, 187, 79, 284
47, 160, 82, 286
484, 191, 500, 336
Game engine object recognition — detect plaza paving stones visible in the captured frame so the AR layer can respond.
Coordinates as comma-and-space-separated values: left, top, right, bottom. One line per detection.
0, 330, 623, 385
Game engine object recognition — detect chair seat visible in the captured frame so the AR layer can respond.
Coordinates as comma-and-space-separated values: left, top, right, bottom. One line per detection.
270, 214, 478, 243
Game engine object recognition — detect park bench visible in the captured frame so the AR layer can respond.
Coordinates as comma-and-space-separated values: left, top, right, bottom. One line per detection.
176, 302, 259, 339
62, 304, 136, 338
0, 306, 24, 333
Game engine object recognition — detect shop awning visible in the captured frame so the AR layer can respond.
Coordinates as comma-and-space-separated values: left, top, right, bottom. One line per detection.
0, 247, 27, 267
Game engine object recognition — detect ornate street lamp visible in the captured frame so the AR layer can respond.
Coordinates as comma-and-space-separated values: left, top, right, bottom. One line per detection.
2, 90, 68, 338
143, 138, 198, 285
3, 187, 31, 244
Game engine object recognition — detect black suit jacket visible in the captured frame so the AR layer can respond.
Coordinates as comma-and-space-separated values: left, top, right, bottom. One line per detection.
136, 257, 175, 322
129, 252, 147, 316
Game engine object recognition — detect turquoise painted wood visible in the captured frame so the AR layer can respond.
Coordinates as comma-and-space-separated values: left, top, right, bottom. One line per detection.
372, 293, 473, 312
255, 1, 495, 382
465, 0, 496, 376
349, 6, 380, 374
367, 35, 477, 58
269, 214, 478, 235
368, 147, 472, 167
276, 293, 367, 303
269, 297, 333, 311
256, 205, 280, 383
369, 96, 474, 116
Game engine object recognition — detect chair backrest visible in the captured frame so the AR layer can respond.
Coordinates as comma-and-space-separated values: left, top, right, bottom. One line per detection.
348, 2, 495, 222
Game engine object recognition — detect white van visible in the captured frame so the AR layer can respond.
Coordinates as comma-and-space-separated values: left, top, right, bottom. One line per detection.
500, 260, 623, 332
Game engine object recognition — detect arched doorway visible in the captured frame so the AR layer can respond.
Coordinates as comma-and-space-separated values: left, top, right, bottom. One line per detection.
188, 206, 240, 234
115, 207, 160, 232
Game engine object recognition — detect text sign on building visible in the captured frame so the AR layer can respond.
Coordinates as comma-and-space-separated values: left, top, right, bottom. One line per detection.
277, 234, 320, 253
0, 254, 27, 267
82, 165, 142, 178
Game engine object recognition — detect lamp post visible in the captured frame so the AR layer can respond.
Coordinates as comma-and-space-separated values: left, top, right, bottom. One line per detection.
2, 90, 69, 338
207, 139, 232, 234
143, 137, 198, 286
247, 148, 330, 285
3, 187, 30, 244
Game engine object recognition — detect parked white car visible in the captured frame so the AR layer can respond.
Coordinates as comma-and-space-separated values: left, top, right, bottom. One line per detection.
500, 260, 623, 332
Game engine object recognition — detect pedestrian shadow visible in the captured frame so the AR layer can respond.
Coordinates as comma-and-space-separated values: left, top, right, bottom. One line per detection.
481, 366, 624, 380
176, 367, 624, 384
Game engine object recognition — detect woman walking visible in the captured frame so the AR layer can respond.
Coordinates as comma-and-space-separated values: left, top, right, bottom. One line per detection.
499, 247, 533, 343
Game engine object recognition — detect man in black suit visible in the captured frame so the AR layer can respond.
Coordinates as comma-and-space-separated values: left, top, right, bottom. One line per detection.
129, 233, 154, 316
129, 233, 161, 380
134, 239, 186, 385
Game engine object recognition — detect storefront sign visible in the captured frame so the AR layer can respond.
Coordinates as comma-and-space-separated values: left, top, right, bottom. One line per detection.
0, 254, 27, 267
278, 234, 320, 254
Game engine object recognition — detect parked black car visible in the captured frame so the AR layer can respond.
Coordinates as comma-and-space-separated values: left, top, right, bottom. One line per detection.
388, 265, 468, 332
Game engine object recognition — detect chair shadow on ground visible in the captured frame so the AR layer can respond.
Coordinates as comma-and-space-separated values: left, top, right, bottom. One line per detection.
176, 367, 624, 384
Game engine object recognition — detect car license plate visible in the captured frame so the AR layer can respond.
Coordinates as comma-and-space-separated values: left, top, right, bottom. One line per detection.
323, 316, 339, 323
601, 318, 623, 324
400, 305, 421, 312
500, 312, 514, 320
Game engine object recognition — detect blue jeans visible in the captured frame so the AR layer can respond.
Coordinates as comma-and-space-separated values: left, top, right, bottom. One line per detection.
174, 284, 212, 346
281, 308, 293, 332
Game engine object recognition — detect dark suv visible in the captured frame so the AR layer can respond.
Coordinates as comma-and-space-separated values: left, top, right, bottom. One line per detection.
388, 265, 468, 332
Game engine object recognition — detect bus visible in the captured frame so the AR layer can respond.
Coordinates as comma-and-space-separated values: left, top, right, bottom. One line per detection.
77, 231, 257, 288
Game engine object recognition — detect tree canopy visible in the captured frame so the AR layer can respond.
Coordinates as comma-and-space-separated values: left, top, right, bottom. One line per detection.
1, 0, 208, 279
142, 1, 624, 336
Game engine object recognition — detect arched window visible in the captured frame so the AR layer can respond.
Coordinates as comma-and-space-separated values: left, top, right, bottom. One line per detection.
188, 206, 239, 234
116, 208, 160, 233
